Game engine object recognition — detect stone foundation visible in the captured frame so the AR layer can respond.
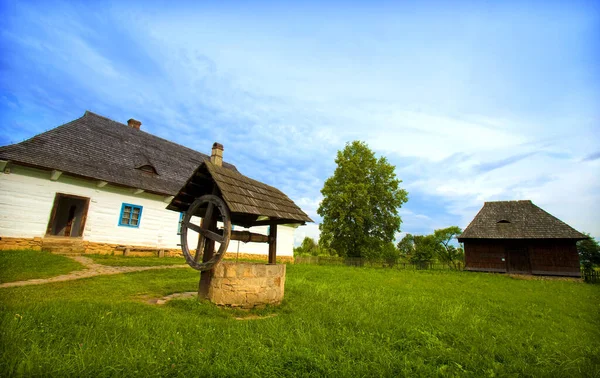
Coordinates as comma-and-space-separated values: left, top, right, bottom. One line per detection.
164, 250, 294, 263
0, 237, 43, 251
208, 262, 286, 308
0, 237, 294, 262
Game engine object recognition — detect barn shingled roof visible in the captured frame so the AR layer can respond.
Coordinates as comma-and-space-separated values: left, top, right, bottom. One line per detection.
458, 200, 587, 241
0, 111, 237, 196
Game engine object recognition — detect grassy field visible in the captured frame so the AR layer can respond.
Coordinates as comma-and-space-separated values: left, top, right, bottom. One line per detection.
0, 250, 83, 283
87, 254, 187, 267
0, 253, 599, 377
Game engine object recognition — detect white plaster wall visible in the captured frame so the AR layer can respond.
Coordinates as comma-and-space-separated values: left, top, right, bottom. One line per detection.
0, 165, 295, 256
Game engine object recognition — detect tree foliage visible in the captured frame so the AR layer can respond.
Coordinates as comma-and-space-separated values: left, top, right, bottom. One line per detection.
433, 226, 463, 269
410, 235, 443, 266
397, 226, 464, 269
293, 237, 319, 257
318, 141, 408, 258
397, 234, 414, 259
380, 242, 401, 267
577, 234, 600, 270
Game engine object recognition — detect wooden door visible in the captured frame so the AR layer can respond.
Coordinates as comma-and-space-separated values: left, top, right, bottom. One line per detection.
46, 193, 90, 237
506, 246, 531, 273
63, 205, 77, 236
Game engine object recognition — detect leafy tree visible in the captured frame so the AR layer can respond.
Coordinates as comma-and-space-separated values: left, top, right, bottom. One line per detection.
293, 237, 319, 256
577, 234, 600, 271
410, 234, 443, 267
433, 226, 463, 269
381, 242, 400, 267
318, 141, 408, 258
437, 245, 464, 269
397, 234, 415, 260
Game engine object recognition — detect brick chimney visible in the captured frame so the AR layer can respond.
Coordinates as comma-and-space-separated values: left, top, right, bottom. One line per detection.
211, 142, 223, 167
127, 118, 141, 130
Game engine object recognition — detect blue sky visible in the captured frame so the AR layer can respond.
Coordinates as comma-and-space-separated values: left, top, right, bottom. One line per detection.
1, 0, 599, 244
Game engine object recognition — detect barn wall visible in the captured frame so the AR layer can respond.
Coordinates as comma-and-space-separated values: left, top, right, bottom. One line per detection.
464, 240, 507, 272
463, 238, 581, 277
0, 165, 295, 257
529, 240, 580, 277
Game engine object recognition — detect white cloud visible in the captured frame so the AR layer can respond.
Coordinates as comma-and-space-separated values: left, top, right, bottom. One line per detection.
3, 1, 599, 241
293, 223, 321, 246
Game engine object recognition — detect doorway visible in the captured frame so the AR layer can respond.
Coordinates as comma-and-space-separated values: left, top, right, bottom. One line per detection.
46, 193, 90, 237
506, 245, 531, 274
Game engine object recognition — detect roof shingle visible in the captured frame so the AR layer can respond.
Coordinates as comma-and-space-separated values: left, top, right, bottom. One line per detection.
167, 161, 312, 227
458, 200, 587, 241
0, 111, 236, 195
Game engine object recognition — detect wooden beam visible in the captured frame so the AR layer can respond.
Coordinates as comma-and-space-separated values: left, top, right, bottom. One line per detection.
268, 224, 277, 264
251, 219, 305, 227
97, 181, 108, 188
230, 230, 269, 243
172, 199, 192, 207
163, 195, 174, 203
198, 213, 217, 299
50, 170, 62, 181
187, 181, 206, 189
133, 188, 144, 195
179, 191, 197, 199
198, 185, 218, 300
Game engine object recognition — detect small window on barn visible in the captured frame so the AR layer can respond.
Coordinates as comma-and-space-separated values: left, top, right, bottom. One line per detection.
137, 164, 158, 175
497, 220, 511, 224
119, 203, 143, 228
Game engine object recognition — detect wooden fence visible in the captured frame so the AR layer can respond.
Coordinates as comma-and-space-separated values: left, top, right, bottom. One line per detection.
582, 270, 600, 283
294, 256, 463, 271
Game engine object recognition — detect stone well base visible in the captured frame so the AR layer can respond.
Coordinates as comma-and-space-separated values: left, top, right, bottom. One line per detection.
208, 262, 286, 308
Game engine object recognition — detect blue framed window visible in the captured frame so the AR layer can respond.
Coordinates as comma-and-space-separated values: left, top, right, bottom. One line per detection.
177, 212, 184, 234
119, 203, 143, 227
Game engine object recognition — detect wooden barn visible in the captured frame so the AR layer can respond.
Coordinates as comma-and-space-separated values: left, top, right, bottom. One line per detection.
458, 200, 587, 277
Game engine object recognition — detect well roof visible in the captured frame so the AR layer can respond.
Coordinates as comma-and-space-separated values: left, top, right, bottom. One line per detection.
0, 111, 236, 195
458, 200, 587, 241
167, 161, 313, 228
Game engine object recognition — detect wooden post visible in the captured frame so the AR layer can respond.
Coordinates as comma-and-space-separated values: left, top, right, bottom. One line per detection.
268, 224, 277, 264
198, 215, 217, 299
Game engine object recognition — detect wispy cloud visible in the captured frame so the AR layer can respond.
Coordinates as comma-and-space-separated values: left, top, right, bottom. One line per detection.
1, 0, 599, 242
583, 152, 600, 162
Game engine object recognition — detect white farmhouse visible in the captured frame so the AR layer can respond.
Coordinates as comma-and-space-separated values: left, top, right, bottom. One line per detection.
0, 111, 309, 261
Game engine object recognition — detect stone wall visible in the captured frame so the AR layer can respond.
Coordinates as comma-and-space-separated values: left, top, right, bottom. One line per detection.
0, 237, 42, 251
0, 237, 293, 263
208, 262, 286, 308
167, 250, 294, 263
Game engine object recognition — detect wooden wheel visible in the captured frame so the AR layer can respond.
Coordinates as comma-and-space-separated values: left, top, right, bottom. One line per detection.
180, 194, 231, 271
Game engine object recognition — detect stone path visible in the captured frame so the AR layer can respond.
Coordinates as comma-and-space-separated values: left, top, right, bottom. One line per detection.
0, 255, 189, 288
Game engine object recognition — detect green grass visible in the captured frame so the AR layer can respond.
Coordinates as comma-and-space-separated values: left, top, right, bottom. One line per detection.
87, 254, 187, 267
0, 250, 83, 283
0, 254, 599, 377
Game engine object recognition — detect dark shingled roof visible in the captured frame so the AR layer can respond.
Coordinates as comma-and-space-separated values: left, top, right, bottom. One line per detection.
0, 111, 237, 195
167, 161, 313, 228
458, 200, 587, 241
